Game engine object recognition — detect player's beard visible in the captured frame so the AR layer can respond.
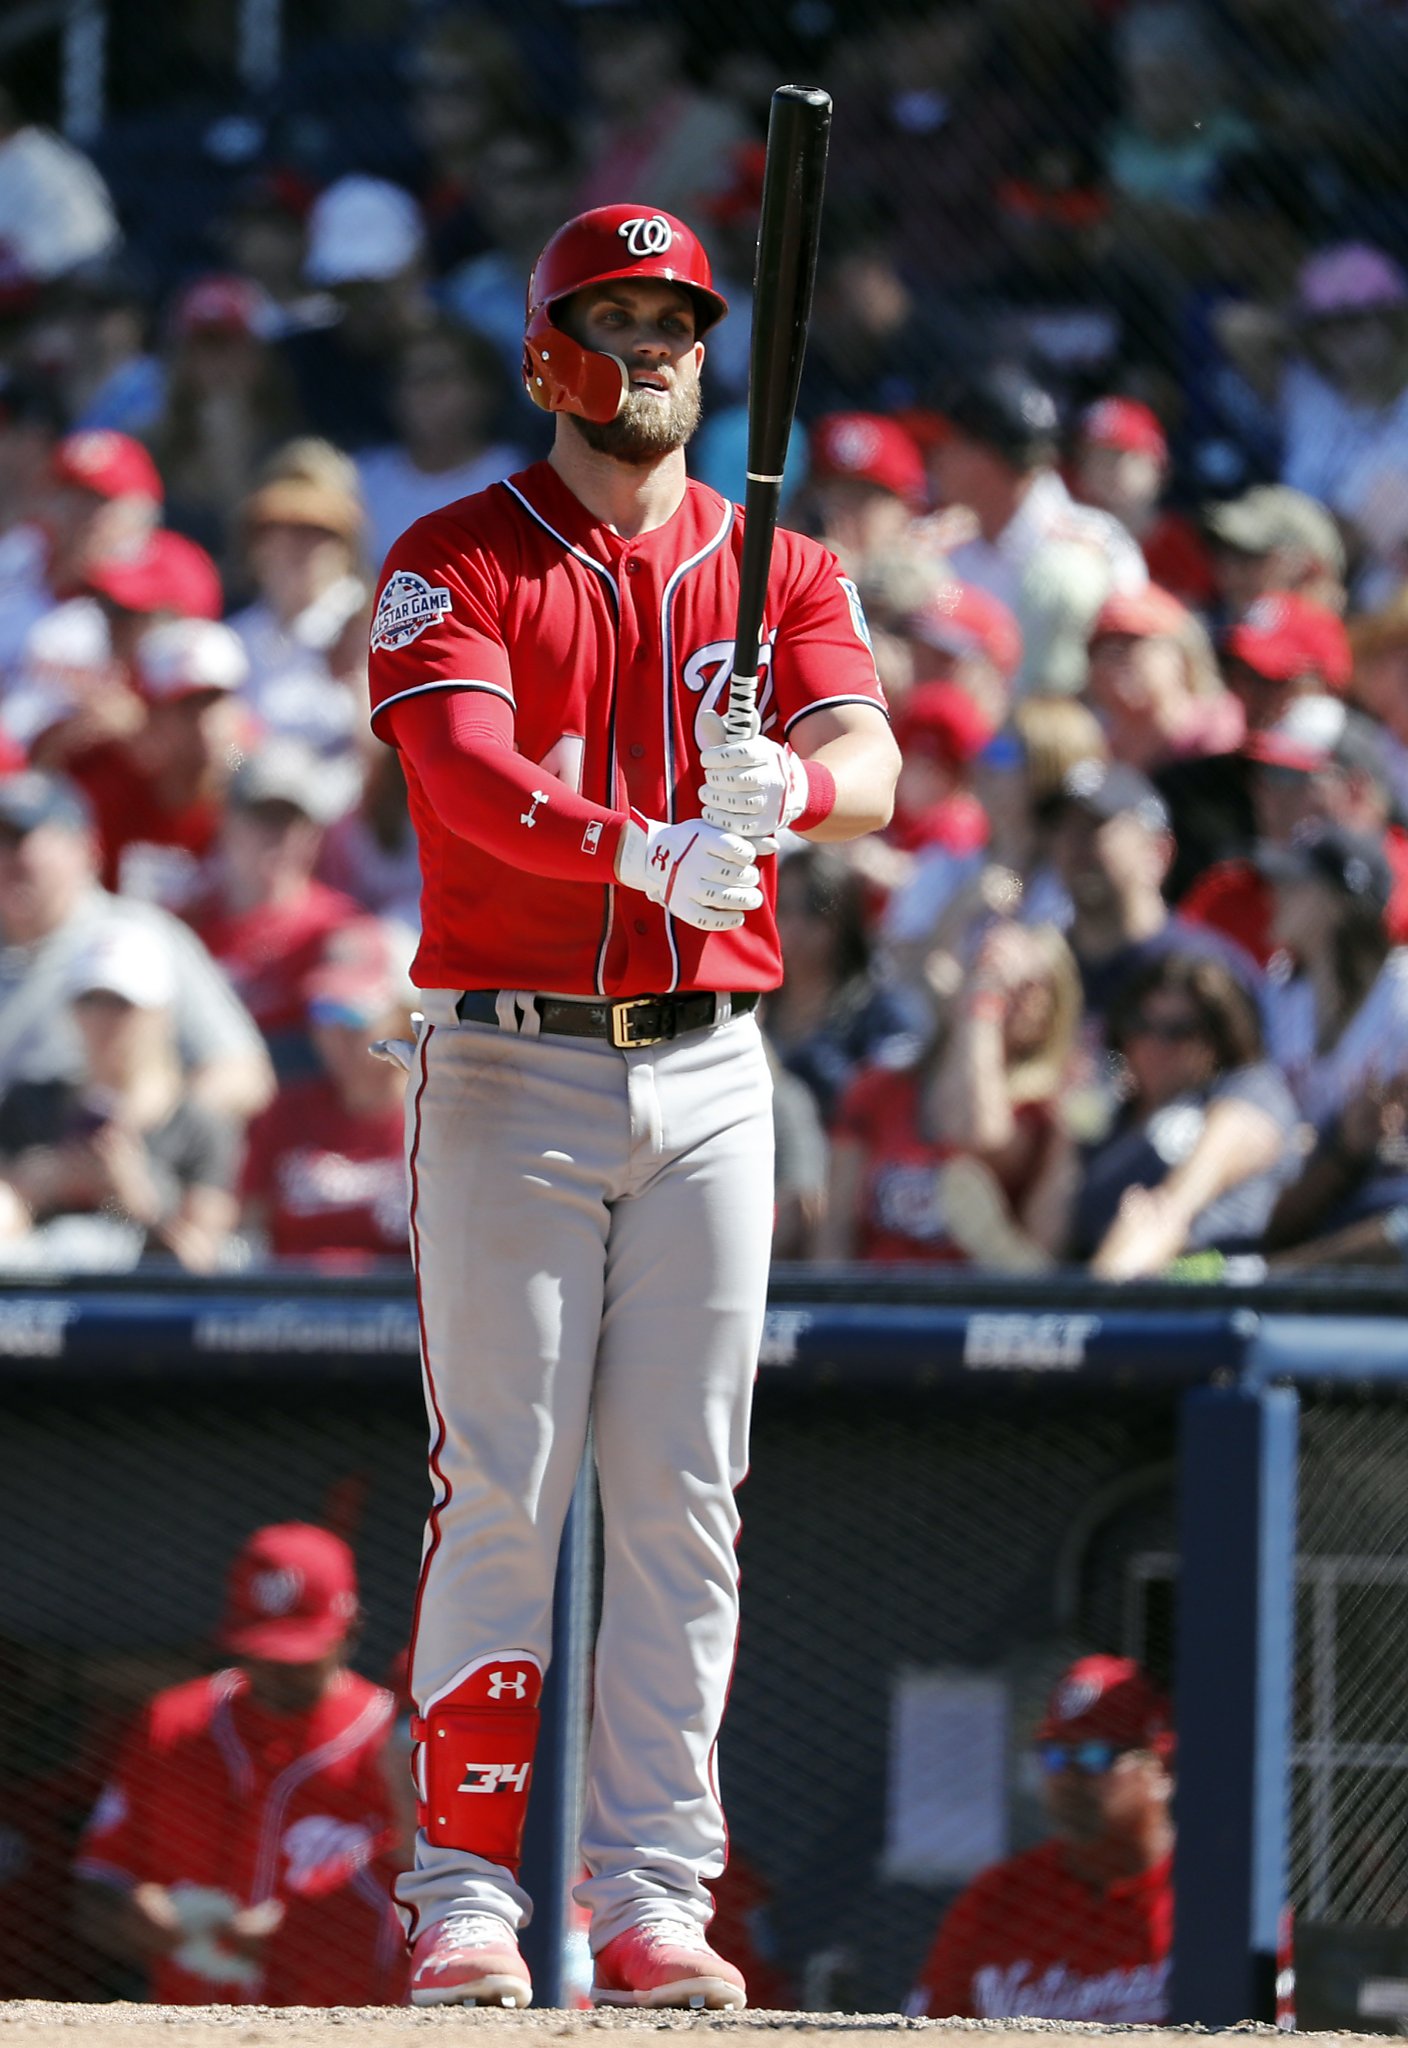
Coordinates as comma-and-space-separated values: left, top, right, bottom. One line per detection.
575, 377, 703, 465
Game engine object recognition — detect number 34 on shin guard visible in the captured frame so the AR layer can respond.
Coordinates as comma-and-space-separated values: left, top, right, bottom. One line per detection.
412, 1653, 542, 1873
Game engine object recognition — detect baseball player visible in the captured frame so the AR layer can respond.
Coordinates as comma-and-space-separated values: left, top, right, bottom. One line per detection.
73, 1524, 408, 2006
366, 201, 899, 2009
909, 1655, 1175, 2023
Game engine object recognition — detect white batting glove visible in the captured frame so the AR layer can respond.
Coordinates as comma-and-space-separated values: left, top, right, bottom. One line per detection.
697, 710, 806, 841
616, 814, 764, 932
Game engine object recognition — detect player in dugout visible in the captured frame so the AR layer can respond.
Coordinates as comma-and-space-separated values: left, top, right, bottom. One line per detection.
73, 1523, 409, 2006
909, 1655, 1175, 2023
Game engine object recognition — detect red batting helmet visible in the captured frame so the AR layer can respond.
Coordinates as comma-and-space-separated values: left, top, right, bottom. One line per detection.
523, 204, 728, 425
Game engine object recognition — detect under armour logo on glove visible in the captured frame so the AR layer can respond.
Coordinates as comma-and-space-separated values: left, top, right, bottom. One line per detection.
520, 790, 549, 828
617, 815, 764, 933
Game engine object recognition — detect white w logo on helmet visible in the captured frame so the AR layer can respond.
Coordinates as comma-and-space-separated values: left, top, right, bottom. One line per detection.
618, 214, 675, 258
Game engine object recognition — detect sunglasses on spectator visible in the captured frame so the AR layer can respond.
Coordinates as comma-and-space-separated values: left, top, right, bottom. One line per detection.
1036, 1739, 1127, 1776
1124, 1013, 1204, 1044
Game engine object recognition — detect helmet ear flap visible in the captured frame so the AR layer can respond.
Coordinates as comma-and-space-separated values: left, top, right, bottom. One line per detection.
522, 308, 629, 423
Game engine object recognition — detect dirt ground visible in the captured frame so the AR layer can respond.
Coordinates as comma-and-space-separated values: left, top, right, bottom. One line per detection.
0, 2010, 1363, 2048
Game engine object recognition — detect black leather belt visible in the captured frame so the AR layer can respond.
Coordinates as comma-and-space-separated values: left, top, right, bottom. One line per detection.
455, 989, 759, 1050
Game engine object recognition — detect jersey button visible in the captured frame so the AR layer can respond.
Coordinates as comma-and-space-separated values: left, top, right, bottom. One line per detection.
625, 559, 641, 575
629, 743, 645, 759
634, 918, 648, 934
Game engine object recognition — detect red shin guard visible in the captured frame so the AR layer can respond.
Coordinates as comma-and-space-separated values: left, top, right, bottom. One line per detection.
412, 1654, 543, 1874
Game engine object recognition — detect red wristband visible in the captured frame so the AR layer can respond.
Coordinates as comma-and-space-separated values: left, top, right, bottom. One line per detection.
794, 757, 837, 832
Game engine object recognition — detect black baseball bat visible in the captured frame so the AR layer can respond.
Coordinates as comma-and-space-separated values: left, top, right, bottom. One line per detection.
725, 84, 832, 742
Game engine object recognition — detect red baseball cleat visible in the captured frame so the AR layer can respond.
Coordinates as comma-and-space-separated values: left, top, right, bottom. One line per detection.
591, 1918, 747, 2009
409, 1911, 533, 2007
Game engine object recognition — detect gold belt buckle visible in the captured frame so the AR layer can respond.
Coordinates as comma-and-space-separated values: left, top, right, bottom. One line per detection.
610, 999, 665, 1048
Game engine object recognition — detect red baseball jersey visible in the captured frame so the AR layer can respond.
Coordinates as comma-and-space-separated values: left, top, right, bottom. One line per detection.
833, 1066, 1058, 1262
240, 1075, 409, 1261
188, 881, 364, 1037
75, 1667, 407, 2006
911, 1839, 1173, 2022
67, 742, 222, 908
367, 461, 886, 996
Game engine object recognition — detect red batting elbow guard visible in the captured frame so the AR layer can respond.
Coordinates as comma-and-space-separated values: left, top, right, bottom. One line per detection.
411, 1653, 542, 1874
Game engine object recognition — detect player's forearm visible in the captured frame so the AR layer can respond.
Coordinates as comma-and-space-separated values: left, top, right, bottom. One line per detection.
791, 724, 899, 841
391, 690, 628, 883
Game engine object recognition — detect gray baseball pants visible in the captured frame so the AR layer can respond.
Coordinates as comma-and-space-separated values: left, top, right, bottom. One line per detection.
394, 993, 774, 1951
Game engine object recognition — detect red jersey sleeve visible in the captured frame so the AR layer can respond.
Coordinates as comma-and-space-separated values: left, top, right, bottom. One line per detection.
367, 508, 515, 730
912, 1878, 991, 2018
74, 1708, 160, 1888
766, 533, 889, 742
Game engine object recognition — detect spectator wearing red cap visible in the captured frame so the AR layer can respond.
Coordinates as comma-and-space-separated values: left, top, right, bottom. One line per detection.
45, 430, 164, 602
807, 411, 928, 582
186, 739, 366, 1081
62, 619, 254, 908
239, 924, 413, 1263
902, 578, 1022, 735
909, 1655, 1174, 2021
891, 681, 993, 857
1181, 698, 1408, 966
16, 533, 223, 777
148, 275, 300, 594
1085, 585, 1242, 775
75, 1522, 408, 2005
1155, 589, 1354, 900
1073, 398, 1215, 609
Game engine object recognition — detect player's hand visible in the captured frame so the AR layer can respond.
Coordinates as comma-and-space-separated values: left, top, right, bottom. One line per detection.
617, 814, 764, 932
697, 710, 807, 841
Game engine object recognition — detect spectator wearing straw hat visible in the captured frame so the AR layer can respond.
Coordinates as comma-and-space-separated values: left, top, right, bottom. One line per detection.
228, 440, 370, 769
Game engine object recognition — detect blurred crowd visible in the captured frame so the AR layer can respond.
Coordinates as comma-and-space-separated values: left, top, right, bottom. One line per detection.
3, 0, 1408, 1275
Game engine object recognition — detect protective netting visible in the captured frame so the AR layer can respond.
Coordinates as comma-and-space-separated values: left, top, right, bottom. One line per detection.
1291, 1400, 1408, 1929
0, 1364, 1182, 2009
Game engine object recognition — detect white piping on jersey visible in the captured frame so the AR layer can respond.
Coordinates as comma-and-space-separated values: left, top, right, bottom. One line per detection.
500, 478, 622, 996
781, 692, 891, 739
372, 677, 514, 723
210, 1668, 255, 1798
657, 498, 735, 992
248, 1687, 395, 1905
205, 1672, 393, 1908
501, 480, 621, 601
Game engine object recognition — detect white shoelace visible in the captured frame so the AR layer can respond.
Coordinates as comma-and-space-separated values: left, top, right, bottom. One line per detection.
436, 1911, 515, 1953
635, 1919, 711, 1951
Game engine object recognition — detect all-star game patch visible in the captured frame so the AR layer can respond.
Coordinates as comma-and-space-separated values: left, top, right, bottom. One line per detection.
371, 569, 453, 652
